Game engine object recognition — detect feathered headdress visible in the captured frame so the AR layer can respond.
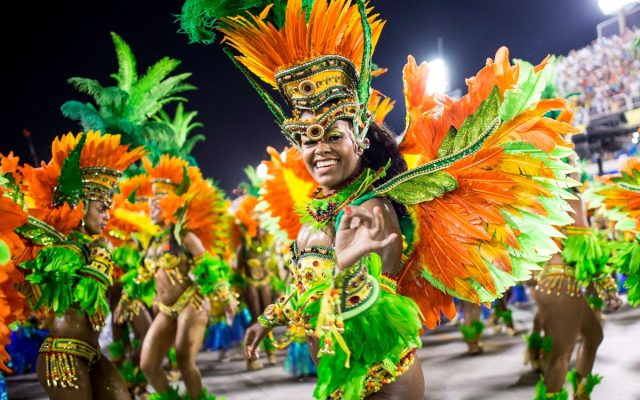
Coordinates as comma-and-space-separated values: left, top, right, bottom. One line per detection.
180, 0, 384, 149
48, 131, 146, 208
105, 174, 155, 244
144, 155, 229, 253
17, 131, 145, 247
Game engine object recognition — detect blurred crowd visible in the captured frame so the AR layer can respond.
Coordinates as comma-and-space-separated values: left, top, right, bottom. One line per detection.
556, 28, 640, 119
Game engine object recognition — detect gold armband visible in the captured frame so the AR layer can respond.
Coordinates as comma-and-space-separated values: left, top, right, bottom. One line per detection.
333, 257, 380, 319
258, 292, 295, 329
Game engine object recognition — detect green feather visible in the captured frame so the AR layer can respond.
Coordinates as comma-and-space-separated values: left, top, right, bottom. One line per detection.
0, 240, 10, 265
64, 32, 199, 167
223, 48, 286, 126
238, 165, 262, 198
176, 165, 191, 196
179, 0, 309, 44
499, 61, 550, 122
74, 276, 109, 315
60, 101, 107, 133
110, 32, 138, 92
441, 86, 501, 157
148, 385, 182, 400
108, 339, 127, 359
356, 0, 372, 121
378, 171, 458, 205
53, 133, 86, 207
534, 377, 569, 400
23, 246, 86, 314
192, 253, 231, 295
459, 320, 484, 341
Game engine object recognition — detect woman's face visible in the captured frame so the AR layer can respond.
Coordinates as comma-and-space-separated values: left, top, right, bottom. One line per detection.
149, 197, 162, 225
84, 200, 109, 235
299, 113, 362, 191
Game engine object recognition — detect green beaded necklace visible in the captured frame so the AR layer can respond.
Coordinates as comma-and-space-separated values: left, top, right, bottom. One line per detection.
300, 165, 387, 229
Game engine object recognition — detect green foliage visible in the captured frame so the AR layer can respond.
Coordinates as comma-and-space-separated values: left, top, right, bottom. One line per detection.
62, 32, 202, 166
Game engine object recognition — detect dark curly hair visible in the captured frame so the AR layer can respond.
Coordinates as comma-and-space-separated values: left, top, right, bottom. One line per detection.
360, 122, 408, 219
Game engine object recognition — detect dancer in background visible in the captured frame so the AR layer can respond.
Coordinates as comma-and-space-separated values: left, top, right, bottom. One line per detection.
140, 155, 234, 400
532, 154, 622, 399
16, 131, 144, 400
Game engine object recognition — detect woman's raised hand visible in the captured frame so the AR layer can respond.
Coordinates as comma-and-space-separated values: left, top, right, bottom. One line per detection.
335, 205, 398, 270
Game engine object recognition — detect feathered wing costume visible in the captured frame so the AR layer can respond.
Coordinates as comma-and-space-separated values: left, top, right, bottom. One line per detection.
180, 0, 577, 398
0, 154, 29, 372
586, 157, 640, 305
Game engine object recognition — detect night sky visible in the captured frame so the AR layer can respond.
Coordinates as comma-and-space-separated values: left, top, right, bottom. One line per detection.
1, 0, 607, 192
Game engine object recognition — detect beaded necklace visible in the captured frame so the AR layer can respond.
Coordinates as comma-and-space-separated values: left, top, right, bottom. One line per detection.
301, 166, 387, 228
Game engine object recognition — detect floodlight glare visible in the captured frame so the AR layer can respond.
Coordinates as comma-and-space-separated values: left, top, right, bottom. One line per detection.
427, 58, 449, 95
598, 0, 638, 15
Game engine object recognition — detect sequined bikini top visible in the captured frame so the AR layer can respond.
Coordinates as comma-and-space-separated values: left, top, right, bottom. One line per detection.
289, 242, 335, 294
144, 235, 189, 285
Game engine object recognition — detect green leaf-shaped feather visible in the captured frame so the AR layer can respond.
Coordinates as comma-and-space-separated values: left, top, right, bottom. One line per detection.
376, 171, 458, 205
176, 165, 191, 196
110, 32, 138, 93
440, 86, 501, 158
53, 133, 86, 207
499, 61, 550, 122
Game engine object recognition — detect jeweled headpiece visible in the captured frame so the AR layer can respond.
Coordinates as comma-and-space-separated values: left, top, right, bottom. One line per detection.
180, 0, 385, 149
51, 131, 146, 208
143, 155, 191, 198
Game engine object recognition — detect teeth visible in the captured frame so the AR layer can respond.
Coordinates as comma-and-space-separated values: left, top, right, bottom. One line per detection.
316, 160, 337, 168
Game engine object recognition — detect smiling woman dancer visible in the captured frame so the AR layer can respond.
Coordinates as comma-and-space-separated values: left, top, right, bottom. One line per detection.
9, 131, 144, 400
139, 155, 234, 400
179, 0, 579, 398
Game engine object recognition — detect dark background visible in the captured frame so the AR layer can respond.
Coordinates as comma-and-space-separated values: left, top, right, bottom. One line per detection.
1, 0, 607, 192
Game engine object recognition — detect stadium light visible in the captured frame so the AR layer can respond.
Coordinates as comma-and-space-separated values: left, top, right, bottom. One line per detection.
427, 58, 449, 95
598, 0, 638, 15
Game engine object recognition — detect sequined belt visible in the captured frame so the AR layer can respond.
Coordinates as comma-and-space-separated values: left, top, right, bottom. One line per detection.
114, 295, 145, 324
155, 285, 204, 318
39, 337, 101, 390
536, 264, 580, 297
